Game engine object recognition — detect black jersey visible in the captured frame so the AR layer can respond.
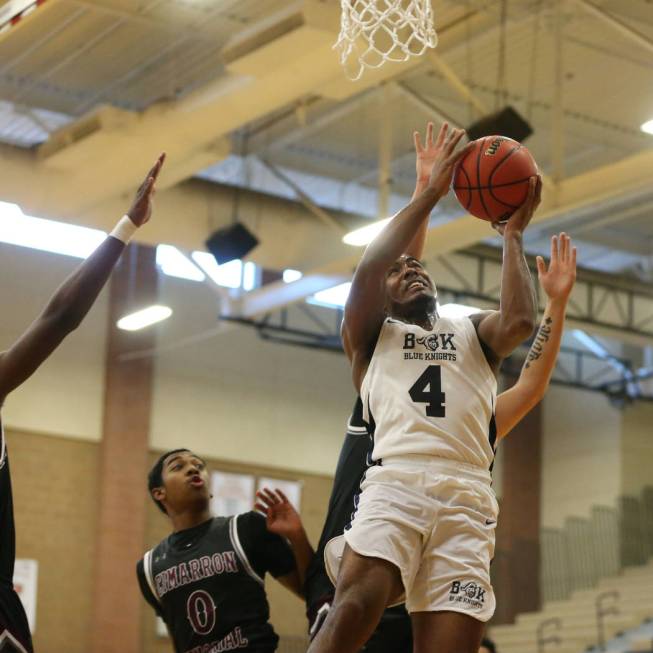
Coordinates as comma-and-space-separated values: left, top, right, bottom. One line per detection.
304, 399, 411, 651
305, 398, 372, 612
137, 511, 295, 653
0, 421, 33, 653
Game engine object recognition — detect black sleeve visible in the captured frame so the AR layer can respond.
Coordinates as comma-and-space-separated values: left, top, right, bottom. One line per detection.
136, 559, 163, 618
0, 431, 17, 586
236, 511, 296, 580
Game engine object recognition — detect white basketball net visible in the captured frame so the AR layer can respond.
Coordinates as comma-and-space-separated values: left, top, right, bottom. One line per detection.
334, 0, 438, 81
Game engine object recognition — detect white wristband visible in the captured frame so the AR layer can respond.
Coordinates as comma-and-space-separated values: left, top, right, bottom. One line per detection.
110, 215, 138, 244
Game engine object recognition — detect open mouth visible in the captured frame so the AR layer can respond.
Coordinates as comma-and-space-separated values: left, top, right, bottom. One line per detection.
407, 279, 427, 291
188, 475, 205, 488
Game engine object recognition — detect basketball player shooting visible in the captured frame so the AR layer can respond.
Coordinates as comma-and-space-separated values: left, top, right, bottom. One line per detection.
308, 123, 541, 653
0, 153, 165, 652
309, 124, 576, 653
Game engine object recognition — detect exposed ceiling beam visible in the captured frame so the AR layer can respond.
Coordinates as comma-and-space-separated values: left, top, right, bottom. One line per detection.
235, 146, 653, 317
62, 0, 219, 39
572, 203, 652, 235
257, 158, 346, 235
574, 0, 653, 56
0, 143, 351, 268
571, 230, 652, 257
551, 0, 565, 187
394, 82, 459, 127
248, 6, 498, 155
425, 51, 487, 116
3, 0, 449, 228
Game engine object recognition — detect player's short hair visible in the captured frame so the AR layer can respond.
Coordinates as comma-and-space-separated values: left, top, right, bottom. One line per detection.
148, 448, 206, 514
480, 637, 497, 653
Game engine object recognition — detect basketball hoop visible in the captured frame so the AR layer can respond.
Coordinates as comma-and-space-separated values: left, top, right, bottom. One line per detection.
334, 0, 438, 81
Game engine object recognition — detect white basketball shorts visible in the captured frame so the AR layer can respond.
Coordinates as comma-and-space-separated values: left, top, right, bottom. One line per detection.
325, 456, 499, 622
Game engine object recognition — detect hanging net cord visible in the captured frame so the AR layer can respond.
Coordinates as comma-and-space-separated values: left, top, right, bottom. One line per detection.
334, 0, 438, 81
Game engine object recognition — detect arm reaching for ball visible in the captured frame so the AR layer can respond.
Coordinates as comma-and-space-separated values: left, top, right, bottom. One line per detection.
404, 121, 453, 260
341, 121, 457, 358
255, 488, 314, 597
343, 124, 471, 390
469, 176, 541, 368
495, 233, 577, 439
0, 153, 165, 405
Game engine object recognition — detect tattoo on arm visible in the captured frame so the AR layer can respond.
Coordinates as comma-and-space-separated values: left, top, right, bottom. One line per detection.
525, 317, 553, 368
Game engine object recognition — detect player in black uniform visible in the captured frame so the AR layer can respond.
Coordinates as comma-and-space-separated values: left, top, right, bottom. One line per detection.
0, 153, 166, 652
304, 399, 412, 651
137, 448, 314, 653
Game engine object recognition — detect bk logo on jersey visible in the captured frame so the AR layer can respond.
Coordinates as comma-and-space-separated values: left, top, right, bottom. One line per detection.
403, 333, 456, 351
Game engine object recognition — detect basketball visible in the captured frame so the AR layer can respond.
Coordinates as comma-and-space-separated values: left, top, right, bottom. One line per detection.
453, 136, 538, 222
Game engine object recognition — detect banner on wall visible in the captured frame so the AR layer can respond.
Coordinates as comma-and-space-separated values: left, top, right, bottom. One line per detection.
13, 559, 37, 633
257, 477, 302, 512
210, 471, 256, 517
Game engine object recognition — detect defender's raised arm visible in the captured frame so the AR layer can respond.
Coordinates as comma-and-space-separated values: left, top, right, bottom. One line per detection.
0, 153, 165, 404
496, 233, 577, 439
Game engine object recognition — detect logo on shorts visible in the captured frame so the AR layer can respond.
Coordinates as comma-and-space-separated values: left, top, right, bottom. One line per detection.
449, 580, 486, 609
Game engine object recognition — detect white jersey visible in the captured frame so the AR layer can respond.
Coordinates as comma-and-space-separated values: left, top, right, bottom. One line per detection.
361, 315, 497, 469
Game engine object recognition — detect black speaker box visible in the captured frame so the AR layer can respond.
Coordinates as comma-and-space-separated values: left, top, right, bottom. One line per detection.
205, 223, 259, 265
467, 106, 533, 143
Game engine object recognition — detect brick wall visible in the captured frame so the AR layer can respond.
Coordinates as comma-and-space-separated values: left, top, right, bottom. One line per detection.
8, 428, 99, 653
6, 427, 333, 652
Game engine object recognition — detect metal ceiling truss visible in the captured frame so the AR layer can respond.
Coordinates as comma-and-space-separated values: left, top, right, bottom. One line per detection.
221, 244, 653, 402
437, 246, 653, 344
221, 305, 652, 403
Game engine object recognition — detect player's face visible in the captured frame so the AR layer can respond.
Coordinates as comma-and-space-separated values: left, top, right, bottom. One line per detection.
159, 451, 210, 513
385, 255, 436, 314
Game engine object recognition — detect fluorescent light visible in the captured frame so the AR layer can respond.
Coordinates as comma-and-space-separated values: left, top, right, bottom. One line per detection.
439, 303, 482, 318
117, 305, 172, 331
0, 201, 106, 258
343, 217, 392, 247
572, 329, 609, 358
156, 244, 205, 282
641, 119, 653, 135
283, 269, 303, 283
191, 252, 243, 289
243, 261, 257, 291
309, 282, 352, 309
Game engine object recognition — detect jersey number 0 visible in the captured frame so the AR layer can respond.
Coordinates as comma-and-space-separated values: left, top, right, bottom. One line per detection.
186, 589, 216, 635
409, 365, 446, 417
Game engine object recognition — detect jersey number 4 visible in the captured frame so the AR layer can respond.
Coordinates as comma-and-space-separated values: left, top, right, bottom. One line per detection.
409, 365, 446, 417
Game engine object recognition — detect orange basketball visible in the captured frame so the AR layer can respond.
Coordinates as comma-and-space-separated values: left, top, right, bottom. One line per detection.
453, 136, 538, 222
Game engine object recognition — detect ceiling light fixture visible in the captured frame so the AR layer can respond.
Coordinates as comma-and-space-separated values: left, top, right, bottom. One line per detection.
343, 218, 392, 247
117, 305, 173, 331
640, 119, 653, 135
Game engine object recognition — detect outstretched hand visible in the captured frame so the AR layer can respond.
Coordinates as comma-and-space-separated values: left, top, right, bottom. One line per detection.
537, 232, 577, 301
414, 121, 440, 185
425, 123, 472, 199
127, 153, 166, 227
255, 488, 303, 539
